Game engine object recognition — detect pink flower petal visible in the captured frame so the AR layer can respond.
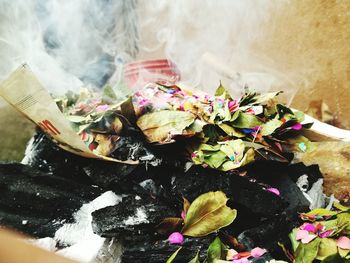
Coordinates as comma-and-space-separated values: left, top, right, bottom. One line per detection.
233, 258, 250, 263
226, 249, 239, 260
337, 236, 350, 250
301, 223, 317, 233
267, 187, 280, 196
168, 232, 184, 245
95, 104, 109, 112
251, 247, 267, 258
291, 123, 302, 130
296, 229, 309, 241
181, 211, 186, 220
301, 234, 317, 244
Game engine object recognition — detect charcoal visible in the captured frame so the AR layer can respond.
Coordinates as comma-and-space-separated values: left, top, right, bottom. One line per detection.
0, 162, 102, 237
91, 195, 177, 238
22, 131, 93, 185
238, 216, 296, 261
121, 236, 214, 263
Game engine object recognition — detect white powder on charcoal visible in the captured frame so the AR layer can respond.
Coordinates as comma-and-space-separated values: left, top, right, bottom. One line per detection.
53, 191, 122, 262
123, 207, 149, 226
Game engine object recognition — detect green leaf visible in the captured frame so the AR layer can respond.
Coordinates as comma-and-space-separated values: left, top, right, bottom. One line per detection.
182, 191, 237, 237
66, 115, 87, 123
295, 238, 321, 263
218, 123, 245, 138
188, 251, 200, 263
321, 253, 348, 263
207, 237, 228, 262
294, 111, 305, 123
231, 112, 262, 128
221, 148, 255, 171
205, 151, 227, 169
137, 110, 195, 143
261, 118, 283, 136
102, 85, 117, 102
304, 208, 338, 217
337, 212, 350, 235
166, 247, 182, 263
200, 144, 221, 152
215, 82, 232, 100
254, 91, 281, 104
317, 238, 338, 260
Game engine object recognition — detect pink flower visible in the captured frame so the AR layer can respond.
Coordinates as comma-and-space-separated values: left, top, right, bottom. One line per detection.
291, 123, 302, 130
251, 247, 267, 258
95, 104, 109, 112
168, 232, 184, 245
296, 229, 317, 244
266, 187, 280, 196
337, 236, 350, 250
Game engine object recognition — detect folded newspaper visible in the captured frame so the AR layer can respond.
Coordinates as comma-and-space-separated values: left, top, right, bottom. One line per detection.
0, 64, 311, 170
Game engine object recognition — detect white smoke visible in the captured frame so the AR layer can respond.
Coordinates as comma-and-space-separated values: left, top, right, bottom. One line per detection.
0, 0, 299, 104
137, 0, 293, 100
0, 0, 137, 94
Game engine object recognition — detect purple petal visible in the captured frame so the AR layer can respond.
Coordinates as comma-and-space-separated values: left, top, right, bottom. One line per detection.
233, 258, 250, 263
291, 123, 302, 130
302, 223, 317, 233
168, 232, 184, 245
319, 230, 333, 238
266, 187, 280, 196
251, 247, 267, 258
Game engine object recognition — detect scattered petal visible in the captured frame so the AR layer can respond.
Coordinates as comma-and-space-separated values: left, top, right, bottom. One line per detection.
296, 229, 309, 241
319, 230, 333, 238
291, 123, 302, 130
226, 249, 239, 260
251, 247, 267, 258
337, 236, 350, 250
267, 187, 280, 196
233, 258, 250, 263
95, 104, 109, 112
181, 211, 186, 220
301, 223, 317, 233
168, 232, 184, 245
298, 142, 307, 152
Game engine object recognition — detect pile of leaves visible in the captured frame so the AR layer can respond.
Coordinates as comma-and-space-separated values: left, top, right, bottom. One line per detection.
159, 191, 273, 263
289, 203, 350, 262
55, 82, 311, 170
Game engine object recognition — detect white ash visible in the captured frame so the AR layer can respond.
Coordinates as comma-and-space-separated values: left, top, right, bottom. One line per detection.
123, 207, 149, 226
52, 191, 122, 262
297, 175, 325, 209
21, 136, 36, 165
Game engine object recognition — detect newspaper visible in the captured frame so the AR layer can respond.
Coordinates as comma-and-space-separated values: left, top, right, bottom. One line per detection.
0, 64, 138, 164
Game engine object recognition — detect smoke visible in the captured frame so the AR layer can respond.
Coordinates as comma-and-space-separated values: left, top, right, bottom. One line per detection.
0, 0, 138, 94
1, 0, 350, 128
137, 0, 290, 99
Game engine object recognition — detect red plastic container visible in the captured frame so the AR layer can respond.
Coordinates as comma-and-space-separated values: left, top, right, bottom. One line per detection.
124, 59, 180, 89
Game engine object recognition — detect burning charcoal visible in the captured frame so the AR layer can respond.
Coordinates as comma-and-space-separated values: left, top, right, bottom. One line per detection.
121, 235, 213, 263
0, 162, 102, 238
91, 195, 177, 238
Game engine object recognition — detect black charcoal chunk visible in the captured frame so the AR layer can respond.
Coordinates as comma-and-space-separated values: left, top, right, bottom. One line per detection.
92, 195, 177, 238
0, 162, 101, 237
